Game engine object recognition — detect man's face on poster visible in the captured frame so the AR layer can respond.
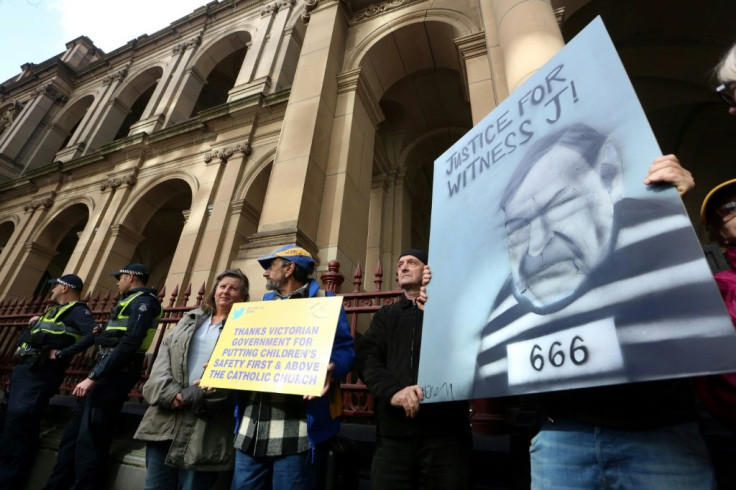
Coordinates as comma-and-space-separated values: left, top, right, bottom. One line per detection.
503, 142, 619, 311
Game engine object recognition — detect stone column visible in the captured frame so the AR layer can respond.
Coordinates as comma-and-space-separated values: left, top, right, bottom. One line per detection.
127, 44, 195, 135
487, 0, 564, 93
176, 142, 253, 292
68, 172, 137, 290
74, 172, 140, 294
456, 32, 498, 125
0, 84, 66, 168
315, 67, 384, 278
162, 161, 220, 295
254, 0, 347, 242
159, 36, 207, 127
69, 68, 131, 155
228, 1, 296, 100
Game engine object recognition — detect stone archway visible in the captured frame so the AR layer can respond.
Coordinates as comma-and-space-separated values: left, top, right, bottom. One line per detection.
5, 203, 91, 298
21, 95, 94, 173
84, 66, 165, 151
357, 20, 476, 287
116, 179, 193, 290
166, 31, 252, 125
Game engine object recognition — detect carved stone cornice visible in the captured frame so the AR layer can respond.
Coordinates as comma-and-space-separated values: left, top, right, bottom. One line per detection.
102, 67, 129, 86
32, 84, 67, 103
455, 32, 489, 102
261, 0, 295, 15
100, 170, 138, 191
261, 2, 279, 16
302, 0, 320, 23
352, 0, 425, 23
23, 191, 56, 212
24, 241, 56, 259
231, 199, 260, 223
456, 32, 488, 60
203, 143, 252, 165
337, 68, 385, 127
172, 36, 202, 55
109, 223, 144, 244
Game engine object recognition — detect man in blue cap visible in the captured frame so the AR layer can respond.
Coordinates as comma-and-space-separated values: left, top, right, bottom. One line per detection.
44, 263, 162, 490
231, 245, 355, 489
0, 274, 96, 489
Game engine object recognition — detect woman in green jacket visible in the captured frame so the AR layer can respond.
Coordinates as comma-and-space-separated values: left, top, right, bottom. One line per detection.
135, 269, 249, 490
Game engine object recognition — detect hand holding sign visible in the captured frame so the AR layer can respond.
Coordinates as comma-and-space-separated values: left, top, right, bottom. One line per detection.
304, 362, 334, 400
201, 297, 342, 397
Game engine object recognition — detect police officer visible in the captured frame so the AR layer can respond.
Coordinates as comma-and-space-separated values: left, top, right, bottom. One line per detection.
43, 263, 162, 490
0, 274, 96, 489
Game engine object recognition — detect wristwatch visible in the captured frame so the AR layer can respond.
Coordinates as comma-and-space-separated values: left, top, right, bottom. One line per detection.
87, 371, 98, 381
54, 351, 62, 361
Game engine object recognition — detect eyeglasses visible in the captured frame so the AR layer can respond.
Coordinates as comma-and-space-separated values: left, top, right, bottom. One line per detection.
716, 81, 736, 108
716, 200, 736, 221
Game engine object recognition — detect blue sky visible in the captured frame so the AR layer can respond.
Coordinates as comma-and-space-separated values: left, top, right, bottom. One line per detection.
0, 0, 210, 84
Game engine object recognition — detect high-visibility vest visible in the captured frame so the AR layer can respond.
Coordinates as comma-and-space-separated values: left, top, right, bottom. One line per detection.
22, 301, 83, 349
100, 291, 162, 352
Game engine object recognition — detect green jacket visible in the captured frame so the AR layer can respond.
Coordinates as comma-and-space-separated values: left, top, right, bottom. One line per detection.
133, 308, 233, 471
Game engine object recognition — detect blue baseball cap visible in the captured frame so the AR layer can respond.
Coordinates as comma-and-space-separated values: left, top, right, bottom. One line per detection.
257, 245, 315, 270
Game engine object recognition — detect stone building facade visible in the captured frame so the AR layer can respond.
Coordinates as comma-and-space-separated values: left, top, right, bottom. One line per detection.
0, 0, 733, 301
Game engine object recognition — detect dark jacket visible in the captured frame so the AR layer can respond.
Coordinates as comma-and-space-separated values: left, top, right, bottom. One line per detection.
357, 297, 470, 437
90, 287, 161, 379
135, 308, 233, 471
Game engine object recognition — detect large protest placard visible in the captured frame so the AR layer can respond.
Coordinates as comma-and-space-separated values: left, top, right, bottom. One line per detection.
418, 17, 736, 403
200, 296, 342, 397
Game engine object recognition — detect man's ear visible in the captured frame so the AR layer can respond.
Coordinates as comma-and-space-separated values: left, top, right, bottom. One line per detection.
597, 137, 622, 201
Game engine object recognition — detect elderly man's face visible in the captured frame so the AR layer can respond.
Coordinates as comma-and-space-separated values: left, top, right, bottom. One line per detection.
396, 255, 424, 290
504, 144, 616, 310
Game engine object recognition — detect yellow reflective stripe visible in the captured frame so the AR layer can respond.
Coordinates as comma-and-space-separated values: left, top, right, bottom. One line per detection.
140, 327, 157, 352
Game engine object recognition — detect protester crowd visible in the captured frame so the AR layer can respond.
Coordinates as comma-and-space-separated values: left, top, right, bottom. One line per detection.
0, 43, 733, 490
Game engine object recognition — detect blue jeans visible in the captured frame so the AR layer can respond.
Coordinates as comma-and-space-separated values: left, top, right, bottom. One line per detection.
144, 440, 219, 490
231, 447, 323, 490
530, 420, 715, 489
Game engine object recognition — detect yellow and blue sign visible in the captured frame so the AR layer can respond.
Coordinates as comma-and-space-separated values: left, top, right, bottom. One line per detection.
201, 296, 342, 396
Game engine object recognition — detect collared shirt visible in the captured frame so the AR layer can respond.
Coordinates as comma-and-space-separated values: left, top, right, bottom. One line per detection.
273, 282, 309, 300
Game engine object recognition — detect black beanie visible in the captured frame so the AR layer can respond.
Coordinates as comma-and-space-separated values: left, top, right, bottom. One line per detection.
399, 249, 428, 265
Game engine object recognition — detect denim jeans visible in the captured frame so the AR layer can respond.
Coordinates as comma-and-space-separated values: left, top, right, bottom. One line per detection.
530, 420, 715, 489
144, 440, 220, 490
231, 447, 323, 490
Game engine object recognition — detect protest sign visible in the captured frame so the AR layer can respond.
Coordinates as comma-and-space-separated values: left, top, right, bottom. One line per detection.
418, 17, 736, 402
201, 296, 342, 396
